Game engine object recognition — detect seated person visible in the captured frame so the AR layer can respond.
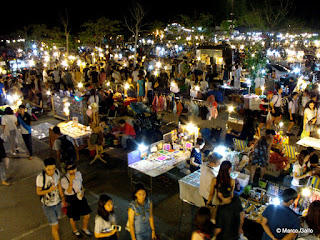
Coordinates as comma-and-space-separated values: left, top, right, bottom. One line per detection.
113, 119, 136, 149
291, 149, 313, 191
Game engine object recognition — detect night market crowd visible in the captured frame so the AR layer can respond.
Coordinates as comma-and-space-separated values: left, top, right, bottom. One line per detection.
1, 50, 320, 240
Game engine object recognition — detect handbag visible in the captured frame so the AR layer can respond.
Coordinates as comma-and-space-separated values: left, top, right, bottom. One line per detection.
301, 130, 310, 139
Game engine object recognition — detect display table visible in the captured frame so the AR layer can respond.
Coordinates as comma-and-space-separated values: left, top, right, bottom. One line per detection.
128, 146, 191, 194
178, 169, 204, 207
296, 136, 320, 151
49, 121, 92, 161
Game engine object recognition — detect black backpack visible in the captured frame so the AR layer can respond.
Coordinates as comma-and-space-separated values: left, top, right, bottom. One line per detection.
59, 135, 76, 162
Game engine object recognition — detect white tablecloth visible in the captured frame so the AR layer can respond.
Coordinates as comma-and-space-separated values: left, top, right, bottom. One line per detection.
296, 137, 320, 151
178, 170, 205, 207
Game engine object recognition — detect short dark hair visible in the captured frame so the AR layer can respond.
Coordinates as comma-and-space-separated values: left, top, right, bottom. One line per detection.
44, 158, 56, 167
118, 119, 126, 125
196, 138, 204, 146
207, 152, 222, 164
52, 126, 61, 135
281, 188, 298, 203
4, 107, 14, 115
19, 104, 26, 109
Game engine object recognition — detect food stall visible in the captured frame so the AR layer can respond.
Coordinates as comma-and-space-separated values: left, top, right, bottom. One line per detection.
49, 120, 92, 161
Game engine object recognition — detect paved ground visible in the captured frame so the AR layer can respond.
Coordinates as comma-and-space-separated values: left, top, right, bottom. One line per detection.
0, 101, 302, 240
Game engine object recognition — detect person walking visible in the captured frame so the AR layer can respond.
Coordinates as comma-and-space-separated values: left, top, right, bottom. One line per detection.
0, 137, 10, 186
128, 183, 156, 240
36, 158, 66, 240
1, 107, 18, 155
52, 68, 61, 92
303, 100, 317, 137
250, 129, 276, 184
94, 194, 118, 239
270, 86, 283, 127
61, 161, 92, 238
17, 105, 33, 159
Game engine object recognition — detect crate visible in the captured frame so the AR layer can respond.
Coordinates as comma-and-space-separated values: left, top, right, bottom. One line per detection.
266, 163, 281, 178
236, 172, 250, 187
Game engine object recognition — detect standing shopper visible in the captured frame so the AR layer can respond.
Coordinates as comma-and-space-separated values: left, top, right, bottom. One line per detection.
128, 183, 156, 240
303, 100, 317, 137
61, 161, 92, 238
1, 107, 18, 155
94, 194, 118, 239
17, 105, 33, 159
190, 138, 205, 173
250, 129, 276, 183
261, 188, 300, 240
36, 158, 66, 240
0, 137, 10, 186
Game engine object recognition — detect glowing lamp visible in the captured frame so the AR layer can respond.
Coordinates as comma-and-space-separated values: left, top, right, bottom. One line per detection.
272, 197, 281, 205
213, 145, 227, 157
124, 83, 130, 90
279, 122, 284, 128
301, 187, 311, 197
228, 106, 234, 113
186, 123, 196, 133
195, 85, 200, 91
78, 82, 83, 89
138, 144, 148, 152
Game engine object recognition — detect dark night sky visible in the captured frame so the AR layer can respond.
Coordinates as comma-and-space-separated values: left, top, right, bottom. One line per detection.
1, 0, 318, 35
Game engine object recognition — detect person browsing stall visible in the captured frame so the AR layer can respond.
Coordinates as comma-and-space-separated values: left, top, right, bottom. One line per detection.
250, 129, 276, 184
199, 152, 222, 205
190, 138, 205, 173
114, 119, 136, 149
291, 150, 313, 191
261, 188, 300, 240
191, 207, 214, 240
214, 183, 245, 240
17, 104, 33, 159
270, 86, 283, 127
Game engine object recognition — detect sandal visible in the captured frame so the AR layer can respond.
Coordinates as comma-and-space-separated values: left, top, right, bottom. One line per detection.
73, 230, 82, 239
2, 181, 11, 186
81, 229, 93, 236
28, 156, 34, 160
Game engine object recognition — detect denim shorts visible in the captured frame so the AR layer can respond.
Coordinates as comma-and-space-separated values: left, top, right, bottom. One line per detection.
42, 202, 62, 225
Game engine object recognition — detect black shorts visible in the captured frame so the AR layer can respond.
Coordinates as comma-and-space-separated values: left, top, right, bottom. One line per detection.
289, 113, 297, 123
66, 195, 91, 221
271, 107, 281, 117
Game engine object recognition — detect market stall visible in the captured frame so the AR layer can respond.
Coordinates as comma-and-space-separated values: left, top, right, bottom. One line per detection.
49, 120, 91, 161
52, 93, 89, 125
127, 125, 200, 193
179, 150, 250, 207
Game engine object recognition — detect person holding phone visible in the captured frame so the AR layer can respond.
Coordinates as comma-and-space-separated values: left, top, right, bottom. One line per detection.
128, 183, 157, 240
94, 194, 118, 239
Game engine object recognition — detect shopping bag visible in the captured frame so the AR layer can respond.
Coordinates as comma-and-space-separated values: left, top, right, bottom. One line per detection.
266, 111, 272, 125
301, 130, 310, 139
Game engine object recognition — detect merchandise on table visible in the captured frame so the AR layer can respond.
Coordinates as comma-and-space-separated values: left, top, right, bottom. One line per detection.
57, 120, 91, 146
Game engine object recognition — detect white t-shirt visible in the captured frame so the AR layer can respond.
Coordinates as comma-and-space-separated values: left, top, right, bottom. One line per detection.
94, 214, 116, 234
288, 100, 298, 114
42, 70, 48, 83
271, 93, 282, 107
199, 163, 219, 200
132, 70, 139, 83
36, 170, 61, 206
1, 114, 17, 135
61, 171, 83, 196
291, 161, 307, 186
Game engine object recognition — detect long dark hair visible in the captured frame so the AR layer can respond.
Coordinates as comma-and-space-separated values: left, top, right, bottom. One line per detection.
305, 200, 320, 236
194, 207, 213, 235
97, 194, 114, 222
216, 161, 232, 186
298, 149, 309, 166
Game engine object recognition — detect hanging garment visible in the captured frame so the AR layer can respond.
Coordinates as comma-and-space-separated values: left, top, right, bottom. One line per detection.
173, 100, 177, 114
176, 101, 183, 116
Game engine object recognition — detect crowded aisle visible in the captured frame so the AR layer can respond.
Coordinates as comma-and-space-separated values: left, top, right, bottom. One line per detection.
1, 27, 320, 240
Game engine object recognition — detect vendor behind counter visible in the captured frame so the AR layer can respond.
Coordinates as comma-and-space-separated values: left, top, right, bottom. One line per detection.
112, 119, 136, 149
